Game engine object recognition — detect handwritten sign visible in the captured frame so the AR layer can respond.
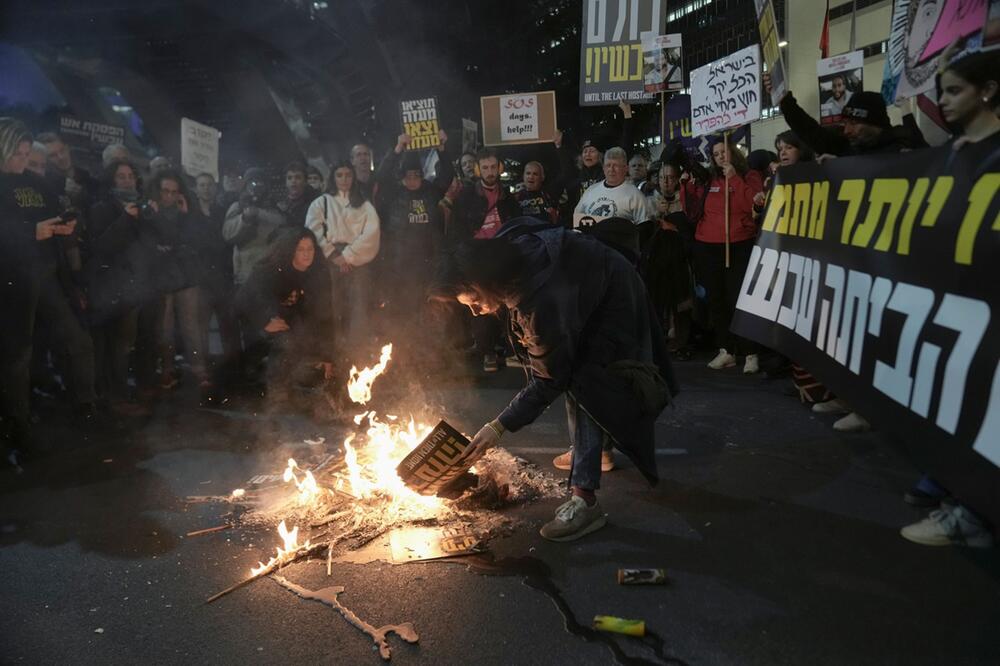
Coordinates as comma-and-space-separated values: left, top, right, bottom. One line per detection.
690, 45, 761, 138
499, 94, 539, 141
400, 97, 441, 150
480, 91, 557, 146
579, 0, 666, 106
180, 118, 220, 181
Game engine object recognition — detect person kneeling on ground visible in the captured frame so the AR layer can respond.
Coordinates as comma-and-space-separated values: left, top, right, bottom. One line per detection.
236, 228, 334, 412
432, 216, 678, 542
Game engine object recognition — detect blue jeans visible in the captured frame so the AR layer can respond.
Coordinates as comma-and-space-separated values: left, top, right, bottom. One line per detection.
565, 392, 610, 491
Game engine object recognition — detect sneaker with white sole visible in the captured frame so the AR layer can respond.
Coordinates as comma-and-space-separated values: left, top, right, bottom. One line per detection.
539, 496, 607, 542
707, 349, 736, 370
552, 450, 615, 472
743, 354, 759, 374
812, 398, 850, 415
901, 503, 994, 548
833, 411, 870, 432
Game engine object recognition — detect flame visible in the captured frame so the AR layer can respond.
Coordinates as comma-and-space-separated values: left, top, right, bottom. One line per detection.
347, 344, 393, 405
231, 488, 245, 499
251, 520, 309, 575
283, 458, 321, 506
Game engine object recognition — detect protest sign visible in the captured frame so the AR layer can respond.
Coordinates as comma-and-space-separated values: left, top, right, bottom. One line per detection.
754, 0, 787, 105
817, 51, 864, 125
689, 45, 761, 137
400, 97, 441, 150
461, 118, 479, 154
480, 91, 557, 146
180, 117, 220, 181
731, 145, 1000, 523
579, 0, 667, 106
642, 33, 683, 93
662, 94, 750, 162
58, 114, 125, 149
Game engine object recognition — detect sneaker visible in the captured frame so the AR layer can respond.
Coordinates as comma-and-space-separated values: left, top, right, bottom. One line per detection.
901, 504, 995, 548
743, 354, 760, 374
504, 354, 526, 369
707, 349, 736, 370
539, 496, 607, 542
812, 399, 850, 415
833, 411, 870, 432
551, 450, 615, 472
483, 354, 499, 373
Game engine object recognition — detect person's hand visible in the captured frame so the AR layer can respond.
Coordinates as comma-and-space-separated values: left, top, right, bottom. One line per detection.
753, 191, 766, 207
762, 72, 789, 105
316, 362, 335, 380
124, 202, 140, 219
460, 421, 503, 465
147, 200, 160, 214
52, 219, 77, 236
815, 153, 838, 164
177, 194, 189, 214
264, 317, 290, 333
437, 129, 448, 146
680, 171, 690, 182
619, 99, 633, 119
553, 129, 563, 149
396, 133, 412, 153
35, 218, 61, 240
722, 163, 736, 179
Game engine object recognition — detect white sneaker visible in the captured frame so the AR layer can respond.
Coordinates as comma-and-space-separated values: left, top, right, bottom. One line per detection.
812, 399, 850, 415
901, 504, 994, 548
743, 354, 759, 374
707, 349, 736, 370
833, 411, 870, 432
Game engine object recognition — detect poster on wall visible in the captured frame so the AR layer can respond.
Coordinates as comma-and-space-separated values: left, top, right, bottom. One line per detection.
579, 0, 667, 106
480, 91, 557, 146
689, 44, 761, 137
641, 33, 683, 93
400, 97, 441, 150
817, 50, 864, 125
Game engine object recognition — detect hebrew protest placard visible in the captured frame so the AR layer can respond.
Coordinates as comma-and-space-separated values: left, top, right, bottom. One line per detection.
689, 44, 761, 137
180, 117, 220, 181
400, 97, 441, 150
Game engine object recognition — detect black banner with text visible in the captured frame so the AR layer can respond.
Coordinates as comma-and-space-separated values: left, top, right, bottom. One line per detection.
731, 143, 1000, 520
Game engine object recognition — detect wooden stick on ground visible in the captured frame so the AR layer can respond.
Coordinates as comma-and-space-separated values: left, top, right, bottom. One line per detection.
186, 525, 231, 538
205, 542, 327, 604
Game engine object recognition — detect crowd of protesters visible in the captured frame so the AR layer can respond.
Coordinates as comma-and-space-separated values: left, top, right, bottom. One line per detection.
1, 44, 997, 547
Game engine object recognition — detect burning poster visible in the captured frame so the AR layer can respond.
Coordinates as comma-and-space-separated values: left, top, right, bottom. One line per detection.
817, 50, 864, 125
395, 421, 472, 496
400, 97, 441, 150
641, 33, 683, 93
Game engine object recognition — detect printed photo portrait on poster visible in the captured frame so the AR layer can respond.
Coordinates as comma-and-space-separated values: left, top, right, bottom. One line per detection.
642, 33, 683, 93
817, 50, 864, 125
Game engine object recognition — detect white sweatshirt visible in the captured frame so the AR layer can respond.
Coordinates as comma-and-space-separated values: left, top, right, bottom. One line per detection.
573, 179, 652, 227
305, 192, 380, 266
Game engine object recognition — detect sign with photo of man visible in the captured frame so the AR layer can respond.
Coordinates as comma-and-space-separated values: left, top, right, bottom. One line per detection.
641, 33, 683, 93
817, 51, 863, 125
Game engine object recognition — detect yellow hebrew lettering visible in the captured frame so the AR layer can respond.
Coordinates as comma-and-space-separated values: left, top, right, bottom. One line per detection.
791, 183, 811, 236
838, 180, 867, 244
860, 179, 908, 251
955, 173, 1000, 265
761, 182, 787, 232
776, 184, 793, 234
808, 181, 829, 239
920, 176, 953, 228
895, 177, 929, 255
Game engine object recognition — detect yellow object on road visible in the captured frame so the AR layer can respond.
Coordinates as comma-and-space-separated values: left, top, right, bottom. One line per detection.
593, 615, 645, 637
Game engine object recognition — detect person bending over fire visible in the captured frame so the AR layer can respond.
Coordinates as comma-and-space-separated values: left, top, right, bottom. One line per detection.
432, 216, 678, 541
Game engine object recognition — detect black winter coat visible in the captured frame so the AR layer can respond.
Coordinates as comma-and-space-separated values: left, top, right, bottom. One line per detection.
495, 219, 679, 485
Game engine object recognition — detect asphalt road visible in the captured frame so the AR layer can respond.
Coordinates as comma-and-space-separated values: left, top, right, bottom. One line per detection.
2, 358, 999, 665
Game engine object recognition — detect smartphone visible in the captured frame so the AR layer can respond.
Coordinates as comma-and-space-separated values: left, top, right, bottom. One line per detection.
58, 210, 78, 224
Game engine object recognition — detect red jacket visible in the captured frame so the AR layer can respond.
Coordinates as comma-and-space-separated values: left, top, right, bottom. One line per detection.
693, 170, 763, 244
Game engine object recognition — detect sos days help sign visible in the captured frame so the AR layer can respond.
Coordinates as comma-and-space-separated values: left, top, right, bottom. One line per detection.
480, 90, 557, 146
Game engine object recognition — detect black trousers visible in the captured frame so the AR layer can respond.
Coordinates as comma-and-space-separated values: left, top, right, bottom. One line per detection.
692, 239, 759, 356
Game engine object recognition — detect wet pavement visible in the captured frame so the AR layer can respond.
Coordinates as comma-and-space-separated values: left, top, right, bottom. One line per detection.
2, 358, 999, 665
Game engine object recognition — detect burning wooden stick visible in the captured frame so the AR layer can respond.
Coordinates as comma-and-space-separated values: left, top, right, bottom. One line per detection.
205, 542, 326, 604
272, 575, 418, 661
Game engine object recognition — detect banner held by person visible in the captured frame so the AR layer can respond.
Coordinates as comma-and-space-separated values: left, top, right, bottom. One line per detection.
731, 146, 1000, 522
579, 0, 667, 106
400, 97, 441, 150
817, 50, 864, 125
480, 91, 557, 147
180, 117, 220, 181
690, 45, 761, 138
642, 33, 683, 93
754, 0, 788, 105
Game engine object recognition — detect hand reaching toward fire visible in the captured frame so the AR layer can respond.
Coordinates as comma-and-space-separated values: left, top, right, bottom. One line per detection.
462, 419, 505, 464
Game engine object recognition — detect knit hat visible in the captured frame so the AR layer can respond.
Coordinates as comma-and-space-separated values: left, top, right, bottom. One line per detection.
842, 92, 891, 128
400, 151, 423, 175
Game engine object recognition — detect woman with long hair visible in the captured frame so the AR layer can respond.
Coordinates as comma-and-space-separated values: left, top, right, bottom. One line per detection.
690, 139, 763, 374
304, 159, 380, 357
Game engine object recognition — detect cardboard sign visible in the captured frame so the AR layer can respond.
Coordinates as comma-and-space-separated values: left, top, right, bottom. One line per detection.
389, 527, 482, 563
689, 45, 761, 137
396, 421, 471, 496
754, 0, 787, 105
400, 97, 441, 150
641, 33, 683, 93
579, 0, 667, 106
817, 51, 864, 125
480, 91, 557, 146
180, 117, 220, 181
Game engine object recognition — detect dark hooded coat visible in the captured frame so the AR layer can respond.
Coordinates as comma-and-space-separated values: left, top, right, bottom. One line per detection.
494, 218, 679, 485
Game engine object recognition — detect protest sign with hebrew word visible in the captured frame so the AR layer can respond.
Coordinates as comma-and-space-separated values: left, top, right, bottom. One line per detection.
689, 45, 761, 137
181, 117, 220, 181
579, 0, 667, 106
399, 97, 441, 150
731, 144, 1000, 523
754, 0, 787, 105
